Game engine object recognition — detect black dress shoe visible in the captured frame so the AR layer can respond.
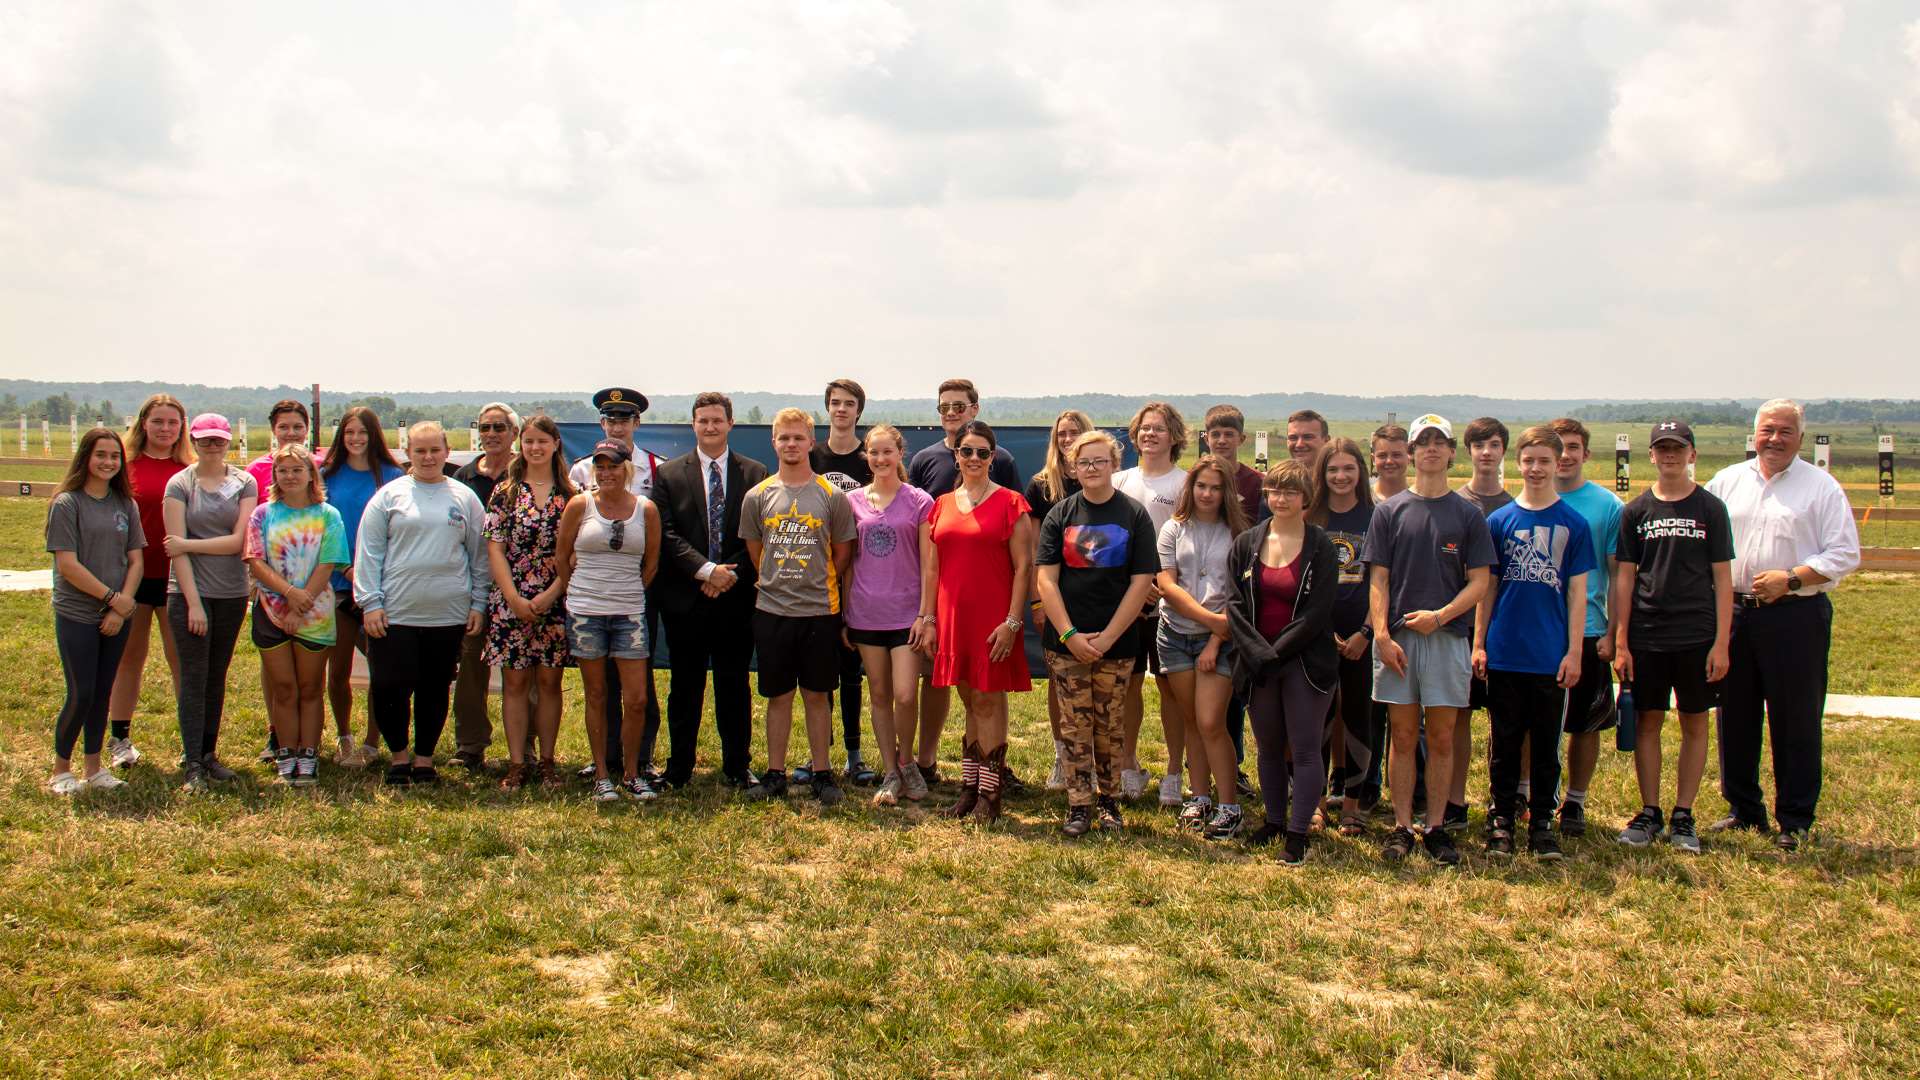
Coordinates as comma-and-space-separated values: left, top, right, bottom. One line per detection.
1708, 815, 1767, 833
451, 751, 486, 771
722, 770, 758, 790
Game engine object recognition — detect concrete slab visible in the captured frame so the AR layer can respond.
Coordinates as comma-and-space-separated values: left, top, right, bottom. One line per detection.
1828, 695, 1920, 721
0, 569, 51, 592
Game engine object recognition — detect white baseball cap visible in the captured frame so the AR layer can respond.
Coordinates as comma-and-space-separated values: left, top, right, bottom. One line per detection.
1408, 414, 1454, 444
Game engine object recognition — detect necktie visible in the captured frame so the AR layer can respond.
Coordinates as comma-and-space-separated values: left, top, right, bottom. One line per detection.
707, 459, 724, 561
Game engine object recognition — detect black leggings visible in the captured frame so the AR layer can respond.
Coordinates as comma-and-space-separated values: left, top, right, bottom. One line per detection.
368, 623, 465, 758
1328, 653, 1376, 798
1248, 660, 1335, 833
55, 615, 131, 760
168, 595, 246, 761
834, 640, 863, 754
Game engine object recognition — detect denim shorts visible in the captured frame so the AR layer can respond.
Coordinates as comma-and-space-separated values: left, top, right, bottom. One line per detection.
566, 611, 648, 661
1154, 621, 1234, 680
1372, 630, 1471, 708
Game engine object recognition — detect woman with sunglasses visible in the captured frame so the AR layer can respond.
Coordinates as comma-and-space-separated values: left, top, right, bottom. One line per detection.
163, 414, 258, 791
320, 406, 399, 766
486, 416, 576, 791
106, 393, 191, 770
355, 421, 489, 786
922, 420, 1033, 823
553, 441, 661, 802
1024, 408, 1092, 791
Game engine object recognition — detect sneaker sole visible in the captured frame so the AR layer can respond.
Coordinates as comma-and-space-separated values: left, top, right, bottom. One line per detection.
1617, 834, 1653, 847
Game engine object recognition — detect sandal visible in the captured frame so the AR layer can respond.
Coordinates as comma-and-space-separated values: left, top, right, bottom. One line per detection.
1338, 814, 1367, 837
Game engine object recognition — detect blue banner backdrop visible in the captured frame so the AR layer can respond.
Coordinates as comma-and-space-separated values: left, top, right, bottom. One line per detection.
555, 423, 1135, 677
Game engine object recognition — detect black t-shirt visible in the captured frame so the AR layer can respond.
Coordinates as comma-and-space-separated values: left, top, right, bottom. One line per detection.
1618, 485, 1734, 651
1320, 502, 1372, 636
1034, 491, 1158, 655
1023, 473, 1081, 521
810, 442, 873, 493
908, 441, 1021, 495
454, 457, 505, 510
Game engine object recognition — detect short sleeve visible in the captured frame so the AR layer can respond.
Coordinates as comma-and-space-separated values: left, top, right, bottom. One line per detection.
1361, 503, 1391, 569
911, 487, 934, 524
829, 490, 857, 543
1034, 499, 1063, 567
237, 469, 259, 502
243, 504, 268, 562
1562, 513, 1597, 580
484, 488, 510, 542
1128, 505, 1160, 575
1004, 489, 1032, 523
165, 470, 191, 504
1157, 518, 1180, 573
124, 497, 146, 552
1462, 504, 1497, 570
44, 494, 78, 553
1707, 493, 1735, 562
319, 506, 350, 565
1601, 498, 1623, 557
1616, 501, 1643, 566
737, 486, 763, 542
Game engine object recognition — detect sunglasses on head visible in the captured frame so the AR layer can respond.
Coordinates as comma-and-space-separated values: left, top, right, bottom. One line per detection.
477, 422, 513, 434
955, 445, 993, 460
608, 518, 626, 552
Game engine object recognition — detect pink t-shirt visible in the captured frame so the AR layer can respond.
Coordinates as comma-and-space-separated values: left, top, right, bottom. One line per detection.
845, 484, 934, 631
249, 447, 325, 502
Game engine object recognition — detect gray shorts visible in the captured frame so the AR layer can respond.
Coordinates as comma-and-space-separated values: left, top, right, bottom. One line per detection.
1154, 621, 1235, 680
1372, 630, 1471, 709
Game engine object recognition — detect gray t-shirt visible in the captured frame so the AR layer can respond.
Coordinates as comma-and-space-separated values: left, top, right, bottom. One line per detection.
738, 474, 857, 618
165, 466, 257, 599
1157, 516, 1234, 637
45, 489, 144, 623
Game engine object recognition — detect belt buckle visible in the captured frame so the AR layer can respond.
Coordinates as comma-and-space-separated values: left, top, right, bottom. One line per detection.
1736, 593, 1762, 608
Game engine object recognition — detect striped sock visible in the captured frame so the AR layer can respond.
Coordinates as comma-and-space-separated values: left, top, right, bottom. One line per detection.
961, 754, 980, 790
978, 759, 1001, 797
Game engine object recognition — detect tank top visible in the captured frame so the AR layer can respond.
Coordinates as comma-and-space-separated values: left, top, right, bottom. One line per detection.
1256, 551, 1305, 640
568, 495, 649, 617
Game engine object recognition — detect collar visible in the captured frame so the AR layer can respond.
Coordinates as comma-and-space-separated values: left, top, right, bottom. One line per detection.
697, 447, 729, 472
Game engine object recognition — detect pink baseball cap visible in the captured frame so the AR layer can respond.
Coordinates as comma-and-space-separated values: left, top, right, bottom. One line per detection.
188, 413, 233, 441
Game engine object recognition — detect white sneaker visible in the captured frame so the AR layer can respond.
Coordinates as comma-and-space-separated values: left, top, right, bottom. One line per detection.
335, 736, 361, 766
48, 771, 82, 795
1046, 742, 1068, 792
108, 737, 141, 768
1158, 773, 1184, 807
1121, 768, 1151, 801
591, 778, 622, 802
85, 770, 127, 791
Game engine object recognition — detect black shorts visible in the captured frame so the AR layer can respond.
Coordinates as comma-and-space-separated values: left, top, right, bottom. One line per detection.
847, 626, 912, 649
753, 610, 842, 697
1469, 674, 1489, 710
1561, 636, 1616, 734
135, 576, 168, 608
1131, 615, 1162, 676
252, 600, 328, 654
334, 588, 363, 623
1630, 644, 1717, 715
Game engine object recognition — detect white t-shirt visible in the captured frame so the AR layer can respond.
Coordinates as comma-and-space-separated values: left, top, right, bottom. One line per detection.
569, 450, 659, 500
1114, 464, 1187, 537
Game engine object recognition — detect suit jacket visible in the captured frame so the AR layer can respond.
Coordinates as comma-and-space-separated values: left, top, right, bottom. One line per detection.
651, 448, 770, 616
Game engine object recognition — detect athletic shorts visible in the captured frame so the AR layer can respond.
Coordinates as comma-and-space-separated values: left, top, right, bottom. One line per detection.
754, 610, 842, 697
1630, 644, 1717, 715
1372, 631, 1471, 709
334, 588, 363, 624
847, 626, 912, 650
251, 599, 328, 653
135, 576, 168, 608
1562, 636, 1617, 734
1154, 620, 1235, 680
566, 611, 648, 662
1469, 673, 1489, 710
1130, 615, 1163, 676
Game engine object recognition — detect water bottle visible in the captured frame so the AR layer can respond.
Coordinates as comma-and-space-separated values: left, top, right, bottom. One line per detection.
1615, 685, 1637, 752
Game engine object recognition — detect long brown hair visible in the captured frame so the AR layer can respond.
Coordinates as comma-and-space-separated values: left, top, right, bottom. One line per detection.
53, 427, 134, 504
1034, 408, 1093, 502
1173, 454, 1250, 536
124, 394, 191, 466
493, 414, 577, 510
1307, 437, 1373, 524
322, 406, 398, 484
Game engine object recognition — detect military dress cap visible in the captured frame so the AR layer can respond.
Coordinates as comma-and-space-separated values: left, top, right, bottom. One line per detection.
592, 387, 648, 417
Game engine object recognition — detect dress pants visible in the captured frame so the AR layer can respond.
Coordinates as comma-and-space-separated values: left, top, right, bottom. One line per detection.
661, 604, 755, 784
1718, 595, 1830, 833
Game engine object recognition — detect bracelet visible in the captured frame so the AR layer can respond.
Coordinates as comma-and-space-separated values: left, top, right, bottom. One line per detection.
1002, 616, 1021, 633
1060, 627, 1079, 642
102, 589, 117, 606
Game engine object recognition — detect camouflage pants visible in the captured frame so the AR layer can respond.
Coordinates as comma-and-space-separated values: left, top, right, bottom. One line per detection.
1045, 651, 1136, 806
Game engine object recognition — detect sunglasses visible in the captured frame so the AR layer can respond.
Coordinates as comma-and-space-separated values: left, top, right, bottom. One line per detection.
936, 402, 971, 415
477, 422, 513, 434
955, 446, 993, 460
608, 518, 626, 552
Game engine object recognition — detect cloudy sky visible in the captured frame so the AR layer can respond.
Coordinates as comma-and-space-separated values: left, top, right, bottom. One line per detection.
3, 1, 1918, 399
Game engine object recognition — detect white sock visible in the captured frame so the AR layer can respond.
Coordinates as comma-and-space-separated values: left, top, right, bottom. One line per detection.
1516, 779, 1531, 799
1566, 789, 1587, 807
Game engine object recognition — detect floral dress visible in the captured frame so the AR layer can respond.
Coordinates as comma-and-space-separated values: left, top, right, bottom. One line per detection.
483, 482, 570, 669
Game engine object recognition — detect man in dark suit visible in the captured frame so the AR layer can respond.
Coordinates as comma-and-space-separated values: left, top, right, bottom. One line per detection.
652, 391, 770, 789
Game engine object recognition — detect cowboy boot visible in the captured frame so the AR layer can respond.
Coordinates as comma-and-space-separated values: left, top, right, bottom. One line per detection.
972, 743, 1006, 825
943, 740, 980, 818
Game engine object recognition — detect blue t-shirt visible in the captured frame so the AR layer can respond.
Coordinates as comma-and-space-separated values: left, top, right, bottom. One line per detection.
324, 460, 396, 592
1485, 498, 1597, 675
1556, 481, 1622, 638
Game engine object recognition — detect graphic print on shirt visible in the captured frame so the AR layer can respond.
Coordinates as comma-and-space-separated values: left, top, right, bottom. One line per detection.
1064, 524, 1131, 568
1500, 525, 1571, 588
762, 498, 825, 584
863, 522, 898, 559
1636, 516, 1708, 542
1329, 531, 1363, 585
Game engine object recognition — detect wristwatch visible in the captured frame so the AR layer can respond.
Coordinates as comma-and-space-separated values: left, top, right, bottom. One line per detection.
1003, 616, 1022, 633
1786, 572, 1803, 592
1360, 624, 1375, 640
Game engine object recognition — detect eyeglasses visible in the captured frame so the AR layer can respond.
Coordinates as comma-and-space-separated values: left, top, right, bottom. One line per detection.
955, 446, 993, 460
608, 518, 626, 551
1262, 485, 1304, 496
936, 402, 971, 415
1074, 458, 1113, 471
477, 422, 513, 434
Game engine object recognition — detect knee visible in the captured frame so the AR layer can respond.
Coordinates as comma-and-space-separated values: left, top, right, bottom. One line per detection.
1677, 713, 1708, 738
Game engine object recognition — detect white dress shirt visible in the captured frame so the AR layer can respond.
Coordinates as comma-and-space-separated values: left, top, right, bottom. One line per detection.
1704, 457, 1860, 596
694, 448, 729, 582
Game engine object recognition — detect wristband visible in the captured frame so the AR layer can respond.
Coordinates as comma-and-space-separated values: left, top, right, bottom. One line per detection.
102, 589, 117, 606
1060, 627, 1079, 642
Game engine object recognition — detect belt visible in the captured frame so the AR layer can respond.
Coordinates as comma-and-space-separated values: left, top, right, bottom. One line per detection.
1735, 592, 1812, 609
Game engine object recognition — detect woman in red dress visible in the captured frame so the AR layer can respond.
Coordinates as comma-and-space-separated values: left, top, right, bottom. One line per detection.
920, 420, 1033, 823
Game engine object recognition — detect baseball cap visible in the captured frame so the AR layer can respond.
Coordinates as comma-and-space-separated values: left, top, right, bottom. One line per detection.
188, 413, 232, 441
1408, 414, 1453, 444
1649, 418, 1694, 447
591, 440, 632, 463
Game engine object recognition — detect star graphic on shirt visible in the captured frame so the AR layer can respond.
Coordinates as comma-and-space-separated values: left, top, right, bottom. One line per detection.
765, 501, 823, 571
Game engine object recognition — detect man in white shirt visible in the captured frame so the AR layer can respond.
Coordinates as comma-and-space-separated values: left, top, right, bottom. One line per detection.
1704, 398, 1860, 850
1112, 401, 1190, 805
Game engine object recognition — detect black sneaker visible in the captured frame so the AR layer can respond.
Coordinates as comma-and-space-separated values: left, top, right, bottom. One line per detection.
1000, 765, 1028, 797
811, 769, 845, 807
1382, 826, 1417, 862
722, 770, 758, 790
1557, 800, 1587, 837
1062, 805, 1093, 837
917, 763, 943, 787
1440, 801, 1470, 834
1423, 827, 1462, 867
1618, 807, 1664, 847
1245, 821, 1284, 847
1529, 826, 1564, 861
744, 769, 788, 800
1279, 831, 1309, 866
1485, 816, 1516, 857
1236, 770, 1256, 799
1095, 796, 1124, 832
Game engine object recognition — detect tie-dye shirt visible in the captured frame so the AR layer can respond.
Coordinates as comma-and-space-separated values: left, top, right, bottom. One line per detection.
245, 500, 349, 645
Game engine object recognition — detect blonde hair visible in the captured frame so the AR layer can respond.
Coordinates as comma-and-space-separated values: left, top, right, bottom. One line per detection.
1036, 409, 1094, 502
1068, 429, 1121, 466
268, 443, 327, 504
1127, 402, 1189, 459
125, 394, 192, 466
406, 420, 449, 450
771, 407, 814, 431
863, 424, 909, 482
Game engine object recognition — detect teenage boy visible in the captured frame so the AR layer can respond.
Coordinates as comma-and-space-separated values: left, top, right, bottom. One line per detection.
1453, 416, 1511, 830
907, 378, 1020, 787
810, 378, 876, 785
1364, 414, 1494, 865
1113, 401, 1190, 806
1475, 426, 1593, 860
1355, 422, 1409, 810
1286, 409, 1329, 463
1545, 418, 1624, 837
740, 409, 857, 805
1613, 419, 1733, 853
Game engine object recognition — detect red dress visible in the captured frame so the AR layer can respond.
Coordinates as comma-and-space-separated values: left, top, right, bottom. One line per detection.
929, 486, 1032, 693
